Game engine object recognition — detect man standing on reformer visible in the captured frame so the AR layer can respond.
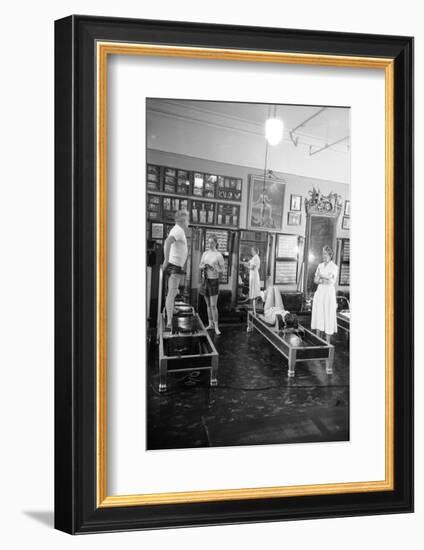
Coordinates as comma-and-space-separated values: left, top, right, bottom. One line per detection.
162, 209, 189, 329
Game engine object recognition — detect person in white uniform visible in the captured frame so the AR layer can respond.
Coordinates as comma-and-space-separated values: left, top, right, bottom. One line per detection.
311, 245, 338, 343
162, 210, 189, 329
199, 234, 225, 335
246, 247, 261, 315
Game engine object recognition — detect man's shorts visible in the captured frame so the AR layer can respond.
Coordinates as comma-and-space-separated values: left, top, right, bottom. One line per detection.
166, 263, 185, 292
166, 263, 184, 276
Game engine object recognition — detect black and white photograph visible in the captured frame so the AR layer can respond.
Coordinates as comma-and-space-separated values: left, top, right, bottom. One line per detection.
287, 211, 302, 225
344, 199, 351, 216
146, 99, 351, 451
290, 193, 302, 211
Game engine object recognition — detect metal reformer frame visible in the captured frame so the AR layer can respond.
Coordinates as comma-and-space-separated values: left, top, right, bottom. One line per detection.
156, 267, 219, 392
246, 310, 334, 378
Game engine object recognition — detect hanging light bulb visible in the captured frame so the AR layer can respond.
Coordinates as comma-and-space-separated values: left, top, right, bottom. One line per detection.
265, 104, 283, 145
265, 117, 284, 145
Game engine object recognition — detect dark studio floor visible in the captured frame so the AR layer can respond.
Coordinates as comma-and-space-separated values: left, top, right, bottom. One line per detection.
147, 315, 349, 451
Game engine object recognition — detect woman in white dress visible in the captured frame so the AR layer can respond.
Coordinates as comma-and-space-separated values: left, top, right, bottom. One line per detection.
244, 247, 261, 315
311, 245, 338, 343
199, 234, 225, 335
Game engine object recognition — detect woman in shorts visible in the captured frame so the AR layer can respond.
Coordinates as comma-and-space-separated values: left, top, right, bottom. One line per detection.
199, 234, 225, 335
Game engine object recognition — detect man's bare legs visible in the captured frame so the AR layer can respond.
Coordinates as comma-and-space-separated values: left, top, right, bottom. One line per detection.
165, 273, 181, 328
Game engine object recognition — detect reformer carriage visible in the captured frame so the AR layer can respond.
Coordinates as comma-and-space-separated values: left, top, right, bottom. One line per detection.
156, 267, 219, 392
246, 309, 335, 378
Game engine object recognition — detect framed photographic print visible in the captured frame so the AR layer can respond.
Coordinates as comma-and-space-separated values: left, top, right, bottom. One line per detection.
146, 164, 160, 191
55, 15, 413, 534
217, 176, 243, 201
216, 203, 240, 227
344, 199, 351, 215
274, 259, 298, 284
151, 222, 164, 240
248, 174, 285, 230
193, 171, 205, 196
287, 211, 302, 225
342, 216, 350, 230
176, 169, 191, 195
290, 194, 302, 211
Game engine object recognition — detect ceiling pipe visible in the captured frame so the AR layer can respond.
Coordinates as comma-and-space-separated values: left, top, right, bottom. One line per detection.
289, 107, 327, 146
309, 135, 350, 156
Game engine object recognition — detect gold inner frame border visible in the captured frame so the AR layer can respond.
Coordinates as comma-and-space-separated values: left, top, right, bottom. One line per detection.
96, 42, 394, 508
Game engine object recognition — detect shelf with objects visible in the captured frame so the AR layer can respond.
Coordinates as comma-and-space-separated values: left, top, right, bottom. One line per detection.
161, 195, 190, 224
146, 164, 161, 191
190, 199, 216, 226
216, 175, 242, 201
147, 163, 242, 200
216, 202, 240, 228
146, 164, 243, 239
146, 193, 162, 221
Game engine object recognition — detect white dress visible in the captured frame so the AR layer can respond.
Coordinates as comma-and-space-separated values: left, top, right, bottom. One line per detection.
311, 260, 338, 335
248, 254, 261, 299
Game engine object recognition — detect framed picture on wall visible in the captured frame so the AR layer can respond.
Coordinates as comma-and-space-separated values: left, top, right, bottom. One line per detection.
55, 15, 413, 534
287, 211, 301, 225
151, 222, 164, 239
248, 174, 285, 230
344, 200, 351, 215
290, 194, 302, 211
342, 216, 350, 230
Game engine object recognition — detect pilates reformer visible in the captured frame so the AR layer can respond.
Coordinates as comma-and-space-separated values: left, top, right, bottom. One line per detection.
336, 297, 350, 335
337, 311, 350, 335
156, 267, 219, 392
246, 287, 334, 378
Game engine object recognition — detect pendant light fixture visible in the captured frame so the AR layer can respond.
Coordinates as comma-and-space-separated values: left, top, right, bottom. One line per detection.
265, 104, 284, 146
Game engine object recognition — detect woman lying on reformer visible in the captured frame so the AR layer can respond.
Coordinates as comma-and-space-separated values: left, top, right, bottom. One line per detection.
258, 285, 304, 340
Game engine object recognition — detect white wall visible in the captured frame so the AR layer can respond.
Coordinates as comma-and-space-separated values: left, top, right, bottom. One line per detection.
0, 1, 420, 549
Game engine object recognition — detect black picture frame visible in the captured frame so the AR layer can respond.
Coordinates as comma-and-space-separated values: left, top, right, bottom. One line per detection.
344, 199, 351, 216
55, 15, 413, 534
151, 222, 164, 240
290, 194, 302, 211
287, 211, 302, 225
342, 216, 350, 230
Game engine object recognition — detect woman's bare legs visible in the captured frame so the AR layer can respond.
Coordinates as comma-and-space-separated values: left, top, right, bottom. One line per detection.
203, 296, 214, 329
210, 294, 221, 334
264, 285, 275, 313
252, 297, 257, 316
274, 286, 285, 309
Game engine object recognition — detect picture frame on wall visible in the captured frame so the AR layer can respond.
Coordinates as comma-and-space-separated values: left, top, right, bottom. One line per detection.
151, 222, 164, 239
55, 15, 413, 534
342, 216, 350, 230
344, 199, 351, 215
290, 194, 302, 211
287, 211, 302, 226
248, 174, 285, 230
